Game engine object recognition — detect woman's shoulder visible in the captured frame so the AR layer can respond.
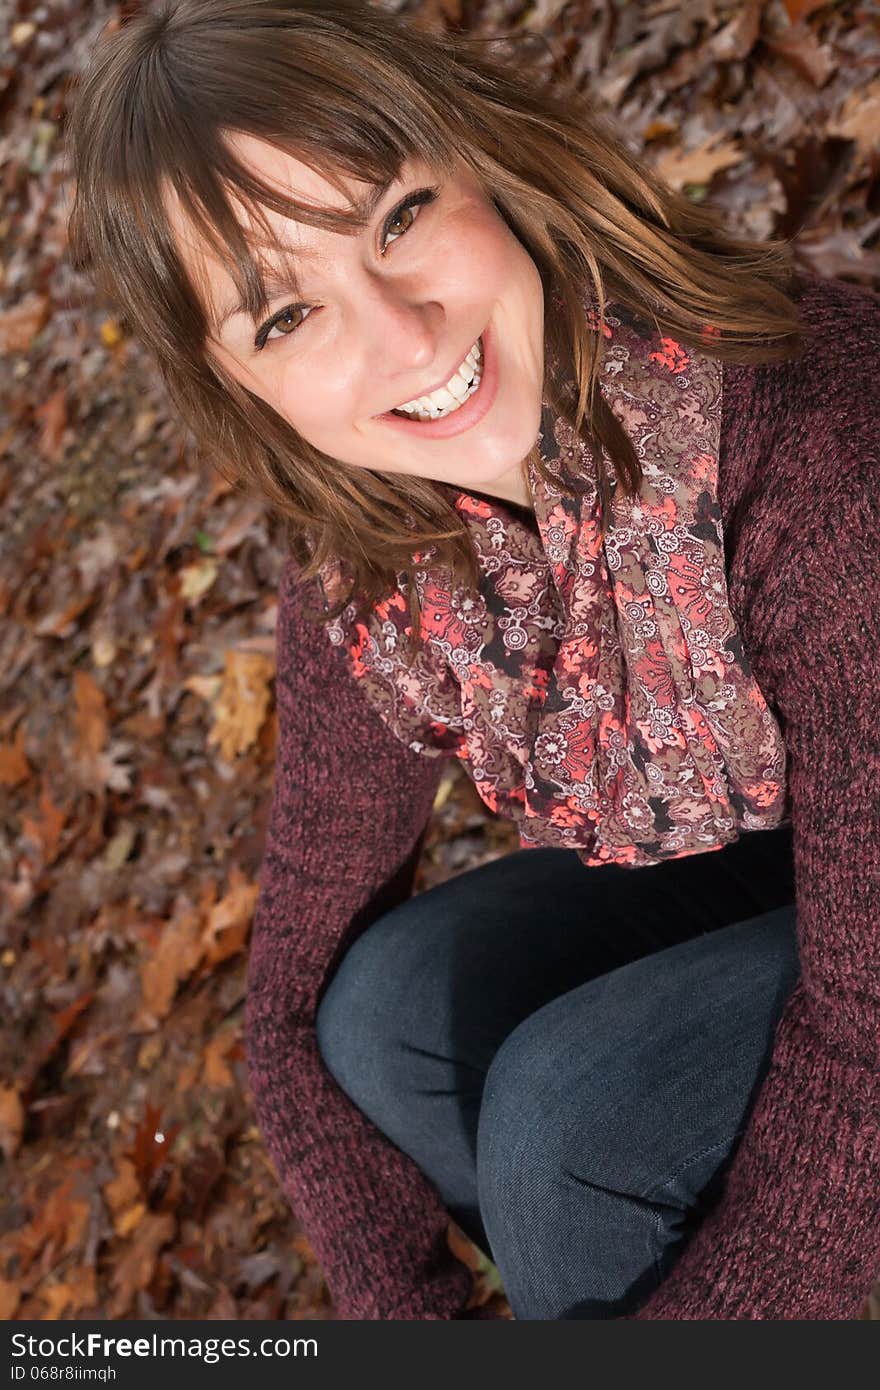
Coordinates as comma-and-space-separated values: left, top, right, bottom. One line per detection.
724, 269, 879, 447
715, 271, 877, 656
786, 268, 880, 413
721, 270, 879, 519
790, 264, 879, 319
272, 557, 379, 731
274, 557, 334, 670
272, 554, 443, 767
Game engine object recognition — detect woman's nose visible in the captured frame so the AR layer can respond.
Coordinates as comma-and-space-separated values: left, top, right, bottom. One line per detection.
357, 276, 442, 377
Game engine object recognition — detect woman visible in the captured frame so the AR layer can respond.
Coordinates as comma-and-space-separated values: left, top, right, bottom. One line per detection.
66, 0, 879, 1319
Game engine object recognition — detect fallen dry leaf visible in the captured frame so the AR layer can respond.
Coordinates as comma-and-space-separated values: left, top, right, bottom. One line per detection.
20, 991, 96, 1094
115, 1202, 147, 1238
15, 1174, 91, 1272
102, 1156, 142, 1223
20, 782, 67, 866
201, 1029, 239, 1090
0, 291, 49, 352
182, 672, 223, 702
108, 1211, 176, 1318
207, 650, 275, 761
762, 26, 836, 88
179, 556, 219, 603
34, 387, 68, 463
0, 722, 30, 788
827, 80, 880, 164
139, 901, 205, 1023
211, 497, 265, 555
100, 318, 123, 348
0, 1277, 21, 1320
40, 1278, 79, 1319
72, 668, 108, 757
783, 0, 833, 23
125, 1102, 182, 1197
446, 1221, 480, 1271
0, 1085, 25, 1160
654, 134, 744, 192
201, 864, 259, 968
10, 21, 36, 47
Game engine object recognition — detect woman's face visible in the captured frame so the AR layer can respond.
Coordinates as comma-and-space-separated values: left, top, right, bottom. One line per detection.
171, 136, 545, 506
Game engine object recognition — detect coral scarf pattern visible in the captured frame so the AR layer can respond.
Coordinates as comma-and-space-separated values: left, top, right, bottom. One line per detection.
320, 299, 788, 867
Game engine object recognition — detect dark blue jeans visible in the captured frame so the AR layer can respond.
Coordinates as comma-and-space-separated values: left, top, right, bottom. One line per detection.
315, 824, 800, 1319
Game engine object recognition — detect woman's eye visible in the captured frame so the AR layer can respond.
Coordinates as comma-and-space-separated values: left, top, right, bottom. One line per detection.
257, 303, 312, 349
382, 187, 438, 251
255, 187, 438, 349
383, 203, 418, 246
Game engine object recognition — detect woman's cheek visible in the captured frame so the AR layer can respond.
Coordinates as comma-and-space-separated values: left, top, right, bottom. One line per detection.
277, 376, 349, 451
275, 362, 323, 432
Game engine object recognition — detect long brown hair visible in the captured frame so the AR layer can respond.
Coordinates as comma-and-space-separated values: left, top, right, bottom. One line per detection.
65, 0, 806, 655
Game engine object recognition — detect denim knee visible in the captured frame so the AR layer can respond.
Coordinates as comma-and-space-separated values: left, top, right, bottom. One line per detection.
315, 891, 477, 1132
476, 1004, 593, 1242
316, 912, 415, 1121
477, 906, 800, 1208
474, 908, 800, 1316
475, 1009, 733, 1275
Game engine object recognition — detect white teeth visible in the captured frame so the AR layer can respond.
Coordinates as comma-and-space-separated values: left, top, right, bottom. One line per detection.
446, 375, 469, 401
393, 337, 483, 419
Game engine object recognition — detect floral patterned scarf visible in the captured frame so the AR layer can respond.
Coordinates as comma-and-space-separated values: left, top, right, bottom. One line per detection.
318, 297, 788, 867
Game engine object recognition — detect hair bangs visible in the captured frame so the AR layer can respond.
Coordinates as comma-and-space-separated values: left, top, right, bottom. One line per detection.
70, 0, 460, 351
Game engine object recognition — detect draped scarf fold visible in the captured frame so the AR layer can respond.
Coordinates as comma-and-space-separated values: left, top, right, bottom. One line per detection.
319, 297, 788, 867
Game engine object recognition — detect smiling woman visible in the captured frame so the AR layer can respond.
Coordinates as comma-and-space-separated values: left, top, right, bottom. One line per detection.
65, 0, 804, 646
64, 0, 880, 1325
166, 140, 544, 507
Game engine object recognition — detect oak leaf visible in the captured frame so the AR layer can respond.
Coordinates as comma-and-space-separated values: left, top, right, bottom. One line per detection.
139, 902, 204, 1022
201, 865, 259, 968
207, 650, 274, 761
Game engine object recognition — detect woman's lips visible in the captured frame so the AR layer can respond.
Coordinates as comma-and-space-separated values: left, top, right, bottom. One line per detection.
377, 321, 499, 440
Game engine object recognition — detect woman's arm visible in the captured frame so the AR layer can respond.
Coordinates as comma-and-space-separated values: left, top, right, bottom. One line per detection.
244, 559, 476, 1319
630, 278, 880, 1320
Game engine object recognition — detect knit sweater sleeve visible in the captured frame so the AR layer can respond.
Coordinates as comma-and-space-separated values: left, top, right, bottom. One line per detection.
630, 277, 880, 1320
244, 558, 476, 1319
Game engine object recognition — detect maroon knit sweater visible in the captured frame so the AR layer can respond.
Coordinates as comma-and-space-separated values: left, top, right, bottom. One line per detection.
244, 272, 880, 1320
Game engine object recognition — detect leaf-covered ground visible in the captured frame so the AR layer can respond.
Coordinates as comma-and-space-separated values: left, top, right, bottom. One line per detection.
1, 0, 878, 1321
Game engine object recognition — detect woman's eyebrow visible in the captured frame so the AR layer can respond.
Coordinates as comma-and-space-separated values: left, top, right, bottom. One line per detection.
212, 176, 397, 334
214, 267, 300, 335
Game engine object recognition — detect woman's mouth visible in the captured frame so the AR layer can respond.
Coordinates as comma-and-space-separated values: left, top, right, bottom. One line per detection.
378, 321, 499, 440
392, 338, 482, 421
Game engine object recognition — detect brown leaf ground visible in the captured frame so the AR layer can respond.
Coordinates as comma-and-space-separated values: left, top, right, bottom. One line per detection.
1, 0, 878, 1321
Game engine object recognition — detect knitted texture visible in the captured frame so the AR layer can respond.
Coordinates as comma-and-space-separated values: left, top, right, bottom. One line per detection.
244, 271, 880, 1319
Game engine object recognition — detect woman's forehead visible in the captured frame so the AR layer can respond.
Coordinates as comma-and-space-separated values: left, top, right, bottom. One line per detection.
223, 132, 381, 208
163, 136, 381, 254
162, 136, 391, 318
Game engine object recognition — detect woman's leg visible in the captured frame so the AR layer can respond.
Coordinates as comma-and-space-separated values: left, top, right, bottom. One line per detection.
315, 824, 798, 1263
475, 903, 800, 1318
